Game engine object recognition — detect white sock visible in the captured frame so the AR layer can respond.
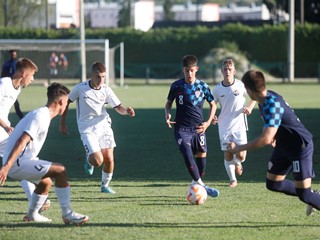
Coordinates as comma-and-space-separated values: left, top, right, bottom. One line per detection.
102, 171, 113, 187
20, 180, 36, 205
233, 156, 245, 165
55, 186, 72, 216
193, 178, 205, 186
224, 159, 236, 182
27, 193, 47, 216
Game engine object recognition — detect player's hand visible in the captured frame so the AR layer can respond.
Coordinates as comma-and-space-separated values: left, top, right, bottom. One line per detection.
127, 107, 135, 117
243, 107, 252, 115
0, 166, 9, 186
227, 142, 238, 154
4, 126, 14, 135
59, 125, 69, 135
212, 115, 218, 125
270, 139, 276, 148
166, 114, 176, 128
196, 122, 209, 133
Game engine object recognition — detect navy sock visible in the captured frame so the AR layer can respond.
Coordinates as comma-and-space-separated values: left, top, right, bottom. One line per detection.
266, 178, 297, 196
296, 188, 320, 210
181, 151, 200, 181
195, 157, 206, 178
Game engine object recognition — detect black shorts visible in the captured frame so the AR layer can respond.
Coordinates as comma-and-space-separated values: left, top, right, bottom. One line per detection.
174, 127, 207, 154
268, 141, 315, 181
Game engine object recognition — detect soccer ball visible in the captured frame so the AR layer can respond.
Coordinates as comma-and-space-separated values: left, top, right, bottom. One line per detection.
186, 184, 207, 205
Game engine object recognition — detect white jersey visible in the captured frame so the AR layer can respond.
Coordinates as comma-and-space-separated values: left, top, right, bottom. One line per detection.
2, 106, 51, 164
0, 77, 21, 125
212, 79, 248, 136
69, 81, 121, 134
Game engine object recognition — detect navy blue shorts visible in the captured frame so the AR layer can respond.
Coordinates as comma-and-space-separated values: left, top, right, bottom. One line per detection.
174, 127, 207, 154
268, 141, 315, 181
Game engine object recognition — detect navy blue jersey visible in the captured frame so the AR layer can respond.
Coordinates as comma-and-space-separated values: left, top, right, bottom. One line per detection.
258, 90, 312, 148
167, 78, 213, 128
1, 59, 16, 78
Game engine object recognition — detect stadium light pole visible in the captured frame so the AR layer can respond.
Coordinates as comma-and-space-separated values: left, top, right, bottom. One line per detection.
80, 0, 87, 82
288, 0, 295, 82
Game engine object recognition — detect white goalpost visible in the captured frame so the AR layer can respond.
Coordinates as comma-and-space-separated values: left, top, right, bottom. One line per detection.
0, 39, 124, 86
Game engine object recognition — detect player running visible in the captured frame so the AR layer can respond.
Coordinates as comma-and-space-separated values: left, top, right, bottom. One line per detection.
165, 55, 219, 198
211, 58, 256, 187
0, 83, 89, 224
228, 70, 320, 216
60, 62, 135, 194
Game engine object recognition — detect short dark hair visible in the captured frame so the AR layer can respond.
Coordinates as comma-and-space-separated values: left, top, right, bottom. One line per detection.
15, 58, 38, 73
9, 49, 16, 54
47, 82, 70, 102
91, 62, 106, 74
221, 58, 235, 68
241, 70, 266, 93
182, 55, 198, 68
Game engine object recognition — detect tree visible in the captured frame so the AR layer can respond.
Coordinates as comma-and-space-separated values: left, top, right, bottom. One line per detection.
163, 0, 174, 21
0, 0, 46, 28
118, 0, 132, 27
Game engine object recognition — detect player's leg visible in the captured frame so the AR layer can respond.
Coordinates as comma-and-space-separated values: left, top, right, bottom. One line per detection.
290, 141, 320, 216
101, 147, 115, 194
100, 126, 116, 194
220, 134, 237, 187
43, 162, 89, 224
81, 133, 103, 175
233, 132, 248, 176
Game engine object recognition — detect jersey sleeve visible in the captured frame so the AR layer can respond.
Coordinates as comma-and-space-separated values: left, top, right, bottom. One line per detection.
167, 83, 176, 102
262, 98, 284, 128
106, 87, 121, 108
68, 84, 80, 102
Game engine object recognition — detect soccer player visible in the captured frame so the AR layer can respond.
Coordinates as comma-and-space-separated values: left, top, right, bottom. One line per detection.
1, 49, 24, 119
228, 70, 320, 215
211, 58, 256, 188
0, 82, 89, 224
164, 55, 219, 198
0, 58, 50, 212
60, 62, 135, 194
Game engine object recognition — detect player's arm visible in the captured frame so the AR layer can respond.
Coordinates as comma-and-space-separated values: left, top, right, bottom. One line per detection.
197, 100, 217, 133
165, 100, 175, 128
0, 132, 31, 185
14, 100, 24, 119
114, 104, 135, 117
0, 118, 14, 135
59, 99, 72, 135
243, 100, 256, 115
228, 126, 278, 153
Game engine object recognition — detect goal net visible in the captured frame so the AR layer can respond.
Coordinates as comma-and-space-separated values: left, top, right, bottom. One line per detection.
0, 39, 119, 85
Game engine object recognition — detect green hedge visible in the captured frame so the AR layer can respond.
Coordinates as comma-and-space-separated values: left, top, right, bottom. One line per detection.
0, 23, 319, 78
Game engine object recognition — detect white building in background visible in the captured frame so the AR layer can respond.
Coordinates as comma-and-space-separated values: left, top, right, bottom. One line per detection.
219, 3, 270, 21
38, 1, 272, 31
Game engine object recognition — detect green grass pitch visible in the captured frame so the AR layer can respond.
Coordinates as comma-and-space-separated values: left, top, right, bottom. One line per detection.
1, 81, 320, 239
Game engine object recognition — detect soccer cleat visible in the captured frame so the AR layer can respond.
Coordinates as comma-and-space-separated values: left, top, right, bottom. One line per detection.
23, 213, 52, 223
62, 211, 89, 225
204, 185, 219, 198
229, 180, 238, 188
84, 157, 94, 176
306, 190, 319, 216
38, 199, 51, 214
101, 186, 116, 194
235, 162, 243, 176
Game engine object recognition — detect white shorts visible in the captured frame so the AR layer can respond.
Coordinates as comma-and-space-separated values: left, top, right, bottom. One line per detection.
0, 127, 9, 157
8, 157, 52, 184
81, 125, 116, 155
220, 131, 247, 151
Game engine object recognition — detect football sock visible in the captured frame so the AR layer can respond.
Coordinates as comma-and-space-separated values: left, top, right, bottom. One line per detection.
296, 188, 320, 210
195, 157, 206, 178
27, 193, 47, 216
224, 159, 236, 182
266, 178, 297, 196
20, 180, 36, 205
233, 156, 244, 165
55, 186, 72, 216
102, 171, 113, 187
